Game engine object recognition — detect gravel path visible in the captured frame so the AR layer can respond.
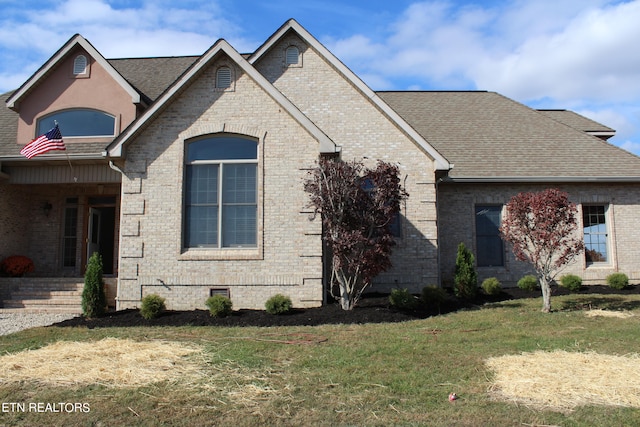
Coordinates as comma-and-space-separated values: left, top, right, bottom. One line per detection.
0, 312, 79, 336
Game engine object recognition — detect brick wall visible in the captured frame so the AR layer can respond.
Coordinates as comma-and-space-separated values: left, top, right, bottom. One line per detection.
254, 34, 440, 294
117, 53, 325, 310
439, 182, 640, 287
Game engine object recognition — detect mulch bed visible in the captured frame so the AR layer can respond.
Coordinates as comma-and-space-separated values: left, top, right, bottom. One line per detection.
54, 285, 640, 329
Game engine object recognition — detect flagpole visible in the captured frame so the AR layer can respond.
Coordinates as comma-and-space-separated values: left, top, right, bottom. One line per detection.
65, 150, 78, 183
53, 120, 76, 182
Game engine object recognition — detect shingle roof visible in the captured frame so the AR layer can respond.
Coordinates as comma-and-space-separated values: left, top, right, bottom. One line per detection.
108, 56, 199, 103
378, 91, 640, 181
537, 109, 614, 134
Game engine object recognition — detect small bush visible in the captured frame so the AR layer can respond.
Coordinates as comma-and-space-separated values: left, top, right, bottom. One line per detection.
265, 294, 293, 315
560, 274, 583, 292
454, 243, 478, 299
389, 288, 418, 310
140, 294, 166, 319
82, 252, 106, 318
607, 272, 629, 290
481, 277, 502, 296
421, 285, 447, 311
206, 295, 233, 317
0, 255, 34, 277
517, 275, 539, 292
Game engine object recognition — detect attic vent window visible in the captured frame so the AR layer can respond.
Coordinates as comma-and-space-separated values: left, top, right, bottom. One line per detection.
285, 46, 299, 65
73, 55, 87, 75
216, 67, 232, 89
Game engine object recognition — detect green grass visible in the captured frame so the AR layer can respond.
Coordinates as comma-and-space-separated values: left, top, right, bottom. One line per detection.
1, 293, 640, 426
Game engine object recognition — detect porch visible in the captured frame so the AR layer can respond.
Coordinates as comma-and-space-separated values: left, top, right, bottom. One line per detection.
0, 277, 117, 313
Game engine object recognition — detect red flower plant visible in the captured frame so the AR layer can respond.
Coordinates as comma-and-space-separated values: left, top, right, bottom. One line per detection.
1, 255, 35, 277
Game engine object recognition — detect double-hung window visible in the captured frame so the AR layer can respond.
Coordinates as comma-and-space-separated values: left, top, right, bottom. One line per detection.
184, 135, 258, 248
583, 205, 608, 263
475, 205, 504, 267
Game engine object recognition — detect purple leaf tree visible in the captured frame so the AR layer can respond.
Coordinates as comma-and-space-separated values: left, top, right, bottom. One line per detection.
500, 188, 584, 312
304, 158, 408, 310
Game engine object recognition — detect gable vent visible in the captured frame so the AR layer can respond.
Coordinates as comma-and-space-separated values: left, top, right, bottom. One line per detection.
285, 46, 299, 65
216, 67, 232, 89
73, 55, 87, 75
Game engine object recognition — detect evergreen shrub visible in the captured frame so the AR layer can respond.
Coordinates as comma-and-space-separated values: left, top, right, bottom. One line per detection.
265, 294, 293, 315
606, 273, 629, 290
82, 252, 106, 318
140, 294, 166, 319
206, 295, 233, 317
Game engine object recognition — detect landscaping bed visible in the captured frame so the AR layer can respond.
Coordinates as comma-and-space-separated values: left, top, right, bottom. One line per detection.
55, 284, 640, 328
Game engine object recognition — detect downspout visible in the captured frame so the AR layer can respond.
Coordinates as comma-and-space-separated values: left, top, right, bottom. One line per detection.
108, 160, 126, 310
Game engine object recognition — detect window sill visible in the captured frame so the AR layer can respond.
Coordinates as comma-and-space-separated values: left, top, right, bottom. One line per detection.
179, 248, 261, 261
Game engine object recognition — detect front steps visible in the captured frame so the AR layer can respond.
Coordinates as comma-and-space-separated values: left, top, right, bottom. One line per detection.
0, 278, 84, 313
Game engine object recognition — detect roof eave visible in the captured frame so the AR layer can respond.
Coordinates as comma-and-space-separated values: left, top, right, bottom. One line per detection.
441, 176, 640, 184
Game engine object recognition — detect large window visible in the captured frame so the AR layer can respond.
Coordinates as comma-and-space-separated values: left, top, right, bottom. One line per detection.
37, 109, 116, 137
583, 205, 608, 263
475, 205, 504, 267
184, 135, 258, 248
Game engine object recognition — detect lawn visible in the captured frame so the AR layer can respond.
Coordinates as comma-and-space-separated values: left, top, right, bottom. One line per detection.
1, 293, 640, 426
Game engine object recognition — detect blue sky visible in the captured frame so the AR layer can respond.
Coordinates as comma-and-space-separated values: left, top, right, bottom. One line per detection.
2, 0, 639, 154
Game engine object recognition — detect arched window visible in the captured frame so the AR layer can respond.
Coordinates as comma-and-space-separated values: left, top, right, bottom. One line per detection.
216, 67, 232, 89
37, 109, 116, 137
184, 135, 258, 248
285, 46, 299, 65
73, 55, 87, 75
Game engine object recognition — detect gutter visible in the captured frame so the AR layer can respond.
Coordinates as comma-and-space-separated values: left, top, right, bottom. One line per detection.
440, 176, 640, 184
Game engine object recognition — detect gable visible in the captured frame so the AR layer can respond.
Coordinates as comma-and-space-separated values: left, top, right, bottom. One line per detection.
3, 35, 141, 160
379, 91, 640, 181
107, 39, 338, 158
249, 19, 450, 172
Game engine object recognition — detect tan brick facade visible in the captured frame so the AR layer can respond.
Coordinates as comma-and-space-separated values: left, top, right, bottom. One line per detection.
116, 53, 326, 310
439, 183, 640, 287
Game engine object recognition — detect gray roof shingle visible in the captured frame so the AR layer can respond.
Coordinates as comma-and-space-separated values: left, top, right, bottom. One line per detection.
378, 91, 640, 180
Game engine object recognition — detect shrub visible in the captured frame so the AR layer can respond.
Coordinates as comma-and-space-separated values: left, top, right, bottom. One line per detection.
421, 285, 447, 311
82, 252, 106, 318
560, 274, 582, 292
607, 272, 629, 290
0, 255, 34, 277
206, 295, 233, 317
454, 243, 478, 299
481, 277, 502, 296
389, 288, 418, 310
140, 294, 166, 319
265, 294, 293, 315
517, 275, 539, 292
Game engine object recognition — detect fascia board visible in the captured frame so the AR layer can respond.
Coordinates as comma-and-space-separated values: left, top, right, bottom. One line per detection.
441, 176, 640, 183
249, 19, 451, 171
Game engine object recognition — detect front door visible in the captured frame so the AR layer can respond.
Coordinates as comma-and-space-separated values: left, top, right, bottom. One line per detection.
87, 207, 102, 263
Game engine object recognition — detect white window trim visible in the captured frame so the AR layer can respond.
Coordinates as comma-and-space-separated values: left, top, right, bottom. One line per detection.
582, 203, 612, 267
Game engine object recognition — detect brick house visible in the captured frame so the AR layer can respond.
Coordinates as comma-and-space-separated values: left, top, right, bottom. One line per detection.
2, 19, 640, 311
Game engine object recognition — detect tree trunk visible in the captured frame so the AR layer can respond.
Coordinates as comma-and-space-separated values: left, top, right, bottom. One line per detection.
540, 275, 552, 313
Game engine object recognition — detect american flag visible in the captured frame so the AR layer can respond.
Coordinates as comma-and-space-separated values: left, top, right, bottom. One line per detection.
20, 124, 66, 159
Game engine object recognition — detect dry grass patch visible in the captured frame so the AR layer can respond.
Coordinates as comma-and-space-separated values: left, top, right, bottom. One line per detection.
486, 350, 640, 412
584, 309, 634, 319
0, 337, 205, 387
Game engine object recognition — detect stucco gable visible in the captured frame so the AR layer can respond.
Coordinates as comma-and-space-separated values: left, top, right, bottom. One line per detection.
107, 38, 338, 158
6, 34, 141, 110
249, 19, 450, 172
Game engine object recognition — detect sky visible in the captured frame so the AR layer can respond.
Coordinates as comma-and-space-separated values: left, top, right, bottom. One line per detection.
1, 0, 639, 155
